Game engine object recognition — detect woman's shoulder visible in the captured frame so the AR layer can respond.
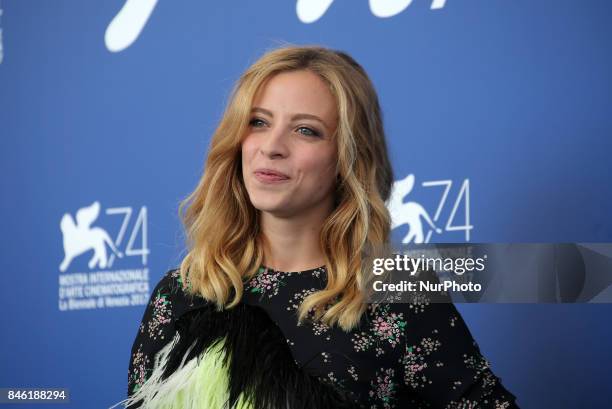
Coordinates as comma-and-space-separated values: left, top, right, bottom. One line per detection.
152, 268, 188, 295
148, 268, 211, 323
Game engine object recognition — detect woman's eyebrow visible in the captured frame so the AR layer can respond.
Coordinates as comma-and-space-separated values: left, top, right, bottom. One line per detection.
251, 107, 329, 130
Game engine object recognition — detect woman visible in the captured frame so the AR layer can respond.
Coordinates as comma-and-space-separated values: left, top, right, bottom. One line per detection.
119, 45, 519, 408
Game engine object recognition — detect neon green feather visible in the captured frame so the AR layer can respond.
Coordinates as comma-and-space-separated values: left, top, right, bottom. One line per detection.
112, 335, 254, 409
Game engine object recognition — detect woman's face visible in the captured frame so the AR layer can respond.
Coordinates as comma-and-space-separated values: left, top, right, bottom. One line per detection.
241, 69, 339, 219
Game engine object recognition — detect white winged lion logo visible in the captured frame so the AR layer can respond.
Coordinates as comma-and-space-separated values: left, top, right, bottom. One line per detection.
387, 174, 443, 243
59, 201, 123, 272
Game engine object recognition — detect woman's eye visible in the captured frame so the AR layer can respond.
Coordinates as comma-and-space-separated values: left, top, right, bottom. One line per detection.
249, 118, 266, 127
248, 118, 320, 137
297, 127, 320, 137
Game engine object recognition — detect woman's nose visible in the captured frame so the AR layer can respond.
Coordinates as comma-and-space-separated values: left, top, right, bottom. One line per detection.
259, 126, 289, 158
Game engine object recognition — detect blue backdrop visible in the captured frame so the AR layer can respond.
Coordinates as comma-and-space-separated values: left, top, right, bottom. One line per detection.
1, 1, 611, 408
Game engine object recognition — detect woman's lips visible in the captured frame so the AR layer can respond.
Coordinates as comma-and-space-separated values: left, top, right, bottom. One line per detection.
253, 170, 290, 184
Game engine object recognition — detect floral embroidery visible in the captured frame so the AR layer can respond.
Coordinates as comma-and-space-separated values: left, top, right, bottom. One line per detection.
129, 344, 151, 393
480, 370, 498, 390
492, 400, 513, 409
368, 368, 396, 409
246, 267, 291, 298
310, 266, 324, 279
447, 354, 510, 408
351, 304, 406, 356
147, 289, 172, 340
401, 336, 442, 388
372, 309, 406, 347
446, 398, 478, 409
310, 320, 332, 339
464, 353, 490, 371
348, 365, 359, 381
352, 330, 375, 353
288, 288, 332, 340
319, 370, 350, 391
170, 269, 192, 292
288, 288, 317, 310
464, 353, 500, 391
407, 292, 430, 314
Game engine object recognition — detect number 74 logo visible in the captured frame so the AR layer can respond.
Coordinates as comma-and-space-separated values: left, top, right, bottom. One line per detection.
59, 202, 149, 272
386, 174, 472, 243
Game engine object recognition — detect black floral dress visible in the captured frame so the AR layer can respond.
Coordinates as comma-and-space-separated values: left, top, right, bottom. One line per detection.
127, 266, 519, 408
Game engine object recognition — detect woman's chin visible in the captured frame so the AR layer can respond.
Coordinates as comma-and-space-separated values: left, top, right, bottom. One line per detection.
253, 203, 297, 219
251, 199, 287, 213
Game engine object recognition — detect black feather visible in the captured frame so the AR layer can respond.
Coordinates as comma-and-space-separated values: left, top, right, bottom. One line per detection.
161, 302, 365, 409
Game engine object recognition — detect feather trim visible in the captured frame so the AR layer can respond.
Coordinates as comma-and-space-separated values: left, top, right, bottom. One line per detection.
113, 303, 364, 409
164, 303, 364, 409
111, 334, 253, 409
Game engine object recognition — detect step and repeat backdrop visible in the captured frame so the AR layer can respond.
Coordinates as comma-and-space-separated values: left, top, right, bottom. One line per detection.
1, 1, 611, 408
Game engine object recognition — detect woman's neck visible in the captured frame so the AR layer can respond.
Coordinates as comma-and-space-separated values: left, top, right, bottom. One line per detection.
259, 210, 328, 272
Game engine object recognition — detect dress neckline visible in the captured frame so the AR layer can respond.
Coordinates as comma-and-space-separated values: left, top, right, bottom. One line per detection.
259, 264, 326, 274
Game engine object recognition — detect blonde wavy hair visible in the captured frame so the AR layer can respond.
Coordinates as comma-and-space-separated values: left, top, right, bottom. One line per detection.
178, 44, 394, 331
